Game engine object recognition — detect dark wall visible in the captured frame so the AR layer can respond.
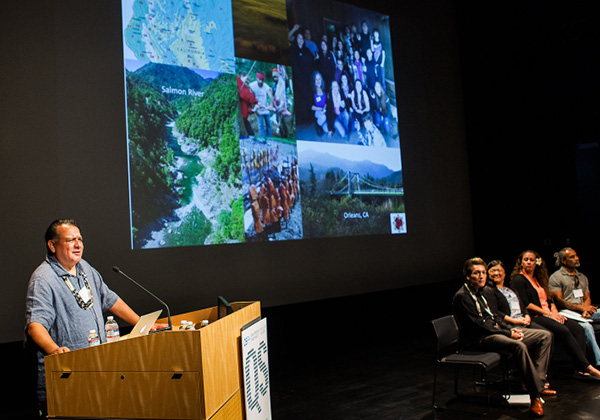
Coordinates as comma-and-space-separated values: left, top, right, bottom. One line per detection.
456, 0, 599, 280
3, 1, 597, 416
0, 0, 472, 343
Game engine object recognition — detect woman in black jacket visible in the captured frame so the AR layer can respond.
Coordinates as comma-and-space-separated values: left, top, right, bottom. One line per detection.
484, 260, 533, 328
484, 259, 558, 394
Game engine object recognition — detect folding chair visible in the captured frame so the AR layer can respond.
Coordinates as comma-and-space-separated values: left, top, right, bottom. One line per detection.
432, 314, 505, 415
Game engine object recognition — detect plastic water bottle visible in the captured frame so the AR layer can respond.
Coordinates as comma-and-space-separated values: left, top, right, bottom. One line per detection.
187, 321, 196, 330
180, 320, 188, 331
201, 320, 209, 328
88, 330, 100, 347
105, 316, 120, 343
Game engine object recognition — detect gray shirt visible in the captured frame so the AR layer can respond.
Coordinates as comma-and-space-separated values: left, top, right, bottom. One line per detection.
549, 266, 590, 306
25, 256, 119, 399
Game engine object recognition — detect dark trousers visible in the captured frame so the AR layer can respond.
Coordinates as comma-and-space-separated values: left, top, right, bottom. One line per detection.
478, 328, 552, 397
532, 316, 590, 371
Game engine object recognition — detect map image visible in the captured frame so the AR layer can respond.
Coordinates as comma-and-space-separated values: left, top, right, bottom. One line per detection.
122, 0, 235, 73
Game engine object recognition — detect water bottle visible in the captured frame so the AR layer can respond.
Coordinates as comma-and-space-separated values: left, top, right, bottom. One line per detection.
180, 320, 188, 331
105, 316, 120, 343
201, 320, 209, 328
88, 329, 100, 347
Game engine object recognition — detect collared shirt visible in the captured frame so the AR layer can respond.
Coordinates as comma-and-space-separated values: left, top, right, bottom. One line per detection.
549, 266, 590, 305
25, 256, 119, 398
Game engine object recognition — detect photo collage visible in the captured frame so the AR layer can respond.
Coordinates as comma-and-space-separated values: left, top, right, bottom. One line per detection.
121, 0, 405, 249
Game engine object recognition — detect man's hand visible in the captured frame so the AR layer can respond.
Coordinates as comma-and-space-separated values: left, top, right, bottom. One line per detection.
49, 346, 70, 355
511, 329, 524, 341
582, 304, 597, 314
150, 323, 170, 332
27, 322, 70, 356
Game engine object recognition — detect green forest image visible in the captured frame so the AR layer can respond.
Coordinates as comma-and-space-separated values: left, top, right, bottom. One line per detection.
126, 60, 244, 248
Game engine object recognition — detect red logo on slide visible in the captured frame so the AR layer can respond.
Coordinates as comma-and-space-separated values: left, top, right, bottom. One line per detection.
394, 216, 403, 230
390, 213, 406, 234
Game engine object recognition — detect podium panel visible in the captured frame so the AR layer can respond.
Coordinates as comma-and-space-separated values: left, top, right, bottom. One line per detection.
50, 371, 202, 419
45, 301, 260, 420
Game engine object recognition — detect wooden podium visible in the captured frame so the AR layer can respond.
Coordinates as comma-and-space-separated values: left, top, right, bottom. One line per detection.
44, 301, 261, 420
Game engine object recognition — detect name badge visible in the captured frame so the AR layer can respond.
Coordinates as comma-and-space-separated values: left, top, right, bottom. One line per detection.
79, 287, 91, 304
573, 288, 584, 299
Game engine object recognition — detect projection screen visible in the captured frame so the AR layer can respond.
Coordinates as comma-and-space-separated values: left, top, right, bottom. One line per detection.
121, 0, 406, 249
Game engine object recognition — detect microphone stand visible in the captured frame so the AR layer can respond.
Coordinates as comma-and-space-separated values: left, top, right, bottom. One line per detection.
112, 266, 172, 332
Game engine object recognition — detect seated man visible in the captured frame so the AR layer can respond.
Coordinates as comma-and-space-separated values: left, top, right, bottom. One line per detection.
453, 257, 554, 417
549, 247, 600, 366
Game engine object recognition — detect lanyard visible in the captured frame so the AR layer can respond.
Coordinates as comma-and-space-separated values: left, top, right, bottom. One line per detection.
61, 270, 94, 310
464, 283, 495, 319
46, 259, 94, 310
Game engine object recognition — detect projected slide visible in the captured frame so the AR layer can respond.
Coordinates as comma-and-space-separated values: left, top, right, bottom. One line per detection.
121, 0, 405, 249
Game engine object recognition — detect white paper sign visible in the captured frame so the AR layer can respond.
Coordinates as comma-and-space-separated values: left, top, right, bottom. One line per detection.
241, 317, 271, 420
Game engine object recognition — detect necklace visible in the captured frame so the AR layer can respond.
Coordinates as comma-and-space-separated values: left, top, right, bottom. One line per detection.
46, 258, 94, 310
61, 270, 94, 310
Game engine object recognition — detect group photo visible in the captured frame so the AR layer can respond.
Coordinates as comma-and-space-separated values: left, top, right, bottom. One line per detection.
287, 0, 399, 148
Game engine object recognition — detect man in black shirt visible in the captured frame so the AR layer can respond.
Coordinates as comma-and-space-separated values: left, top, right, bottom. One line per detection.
453, 257, 554, 417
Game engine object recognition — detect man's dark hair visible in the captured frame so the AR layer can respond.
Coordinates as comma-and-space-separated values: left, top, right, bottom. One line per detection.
463, 257, 486, 278
45, 219, 80, 256
553, 247, 573, 268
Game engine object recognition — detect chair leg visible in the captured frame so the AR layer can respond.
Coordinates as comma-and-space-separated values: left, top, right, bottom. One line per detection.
433, 363, 496, 415
503, 358, 511, 399
483, 368, 491, 415
454, 366, 459, 395
432, 364, 438, 408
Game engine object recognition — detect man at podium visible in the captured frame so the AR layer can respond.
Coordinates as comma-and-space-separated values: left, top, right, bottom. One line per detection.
24, 219, 162, 416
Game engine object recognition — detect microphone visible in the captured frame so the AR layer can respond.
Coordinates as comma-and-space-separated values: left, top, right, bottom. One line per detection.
112, 266, 172, 332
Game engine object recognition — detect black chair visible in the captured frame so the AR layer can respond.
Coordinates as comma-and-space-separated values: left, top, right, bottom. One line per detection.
432, 314, 506, 415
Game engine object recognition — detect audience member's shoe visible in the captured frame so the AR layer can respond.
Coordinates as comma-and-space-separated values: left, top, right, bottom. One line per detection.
575, 371, 600, 381
528, 397, 544, 417
540, 388, 557, 396
586, 365, 600, 379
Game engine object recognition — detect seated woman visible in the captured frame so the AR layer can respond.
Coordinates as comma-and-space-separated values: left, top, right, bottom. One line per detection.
310, 71, 331, 136
326, 80, 350, 139
484, 259, 556, 393
350, 79, 370, 131
511, 250, 600, 380
370, 81, 391, 135
484, 260, 534, 328
339, 73, 353, 113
